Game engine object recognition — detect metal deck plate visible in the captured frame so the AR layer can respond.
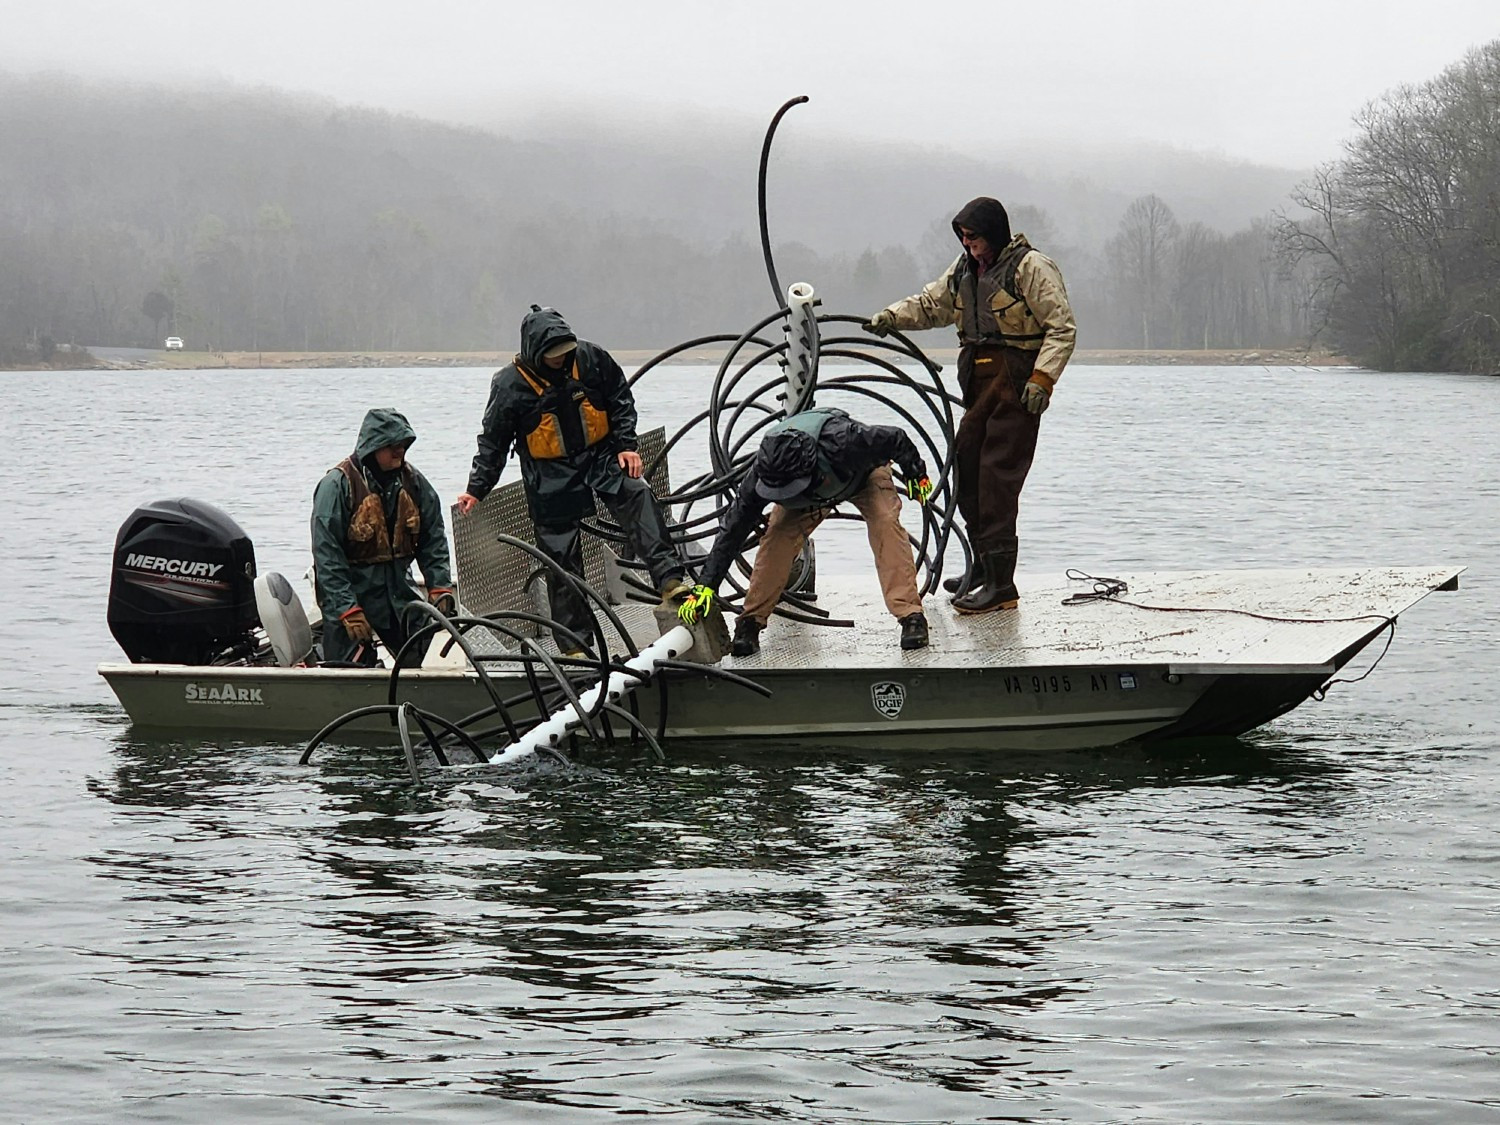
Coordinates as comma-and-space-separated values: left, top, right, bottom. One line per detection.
709, 566, 1463, 674
441, 566, 1460, 675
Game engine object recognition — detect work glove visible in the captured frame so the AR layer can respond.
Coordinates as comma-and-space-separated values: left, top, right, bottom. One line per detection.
863, 310, 897, 337
1021, 379, 1051, 415
677, 585, 716, 625
340, 607, 375, 643
429, 588, 457, 616
905, 475, 934, 505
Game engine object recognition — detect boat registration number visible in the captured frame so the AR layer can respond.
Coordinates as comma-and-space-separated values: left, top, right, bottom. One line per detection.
1002, 672, 1131, 695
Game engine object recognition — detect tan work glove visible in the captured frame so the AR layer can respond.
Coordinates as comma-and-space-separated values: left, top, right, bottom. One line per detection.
863, 310, 897, 337
1021, 379, 1051, 415
340, 607, 375, 642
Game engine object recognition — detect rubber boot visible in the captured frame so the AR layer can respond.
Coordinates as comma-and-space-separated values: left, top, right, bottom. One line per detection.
952, 539, 1020, 615
898, 612, 929, 650
731, 616, 762, 657
658, 574, 693, 602
947, 554, 987, 601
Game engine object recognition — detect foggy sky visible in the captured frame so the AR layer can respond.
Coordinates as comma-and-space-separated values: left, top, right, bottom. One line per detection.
5, 0, 1498, 169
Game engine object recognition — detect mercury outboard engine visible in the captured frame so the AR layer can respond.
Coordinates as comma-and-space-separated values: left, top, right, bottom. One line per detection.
108, 498, 259, 664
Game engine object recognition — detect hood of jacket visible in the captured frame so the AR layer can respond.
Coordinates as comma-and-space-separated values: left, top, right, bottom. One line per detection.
952, 197, 1012, 249
353, 407, 417, 463
518, 305, 578, 375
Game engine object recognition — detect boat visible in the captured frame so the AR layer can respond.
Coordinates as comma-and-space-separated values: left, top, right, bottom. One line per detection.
94, 101, 1466, 761
98, 485, 1461, 750
100, 568, 1460, 750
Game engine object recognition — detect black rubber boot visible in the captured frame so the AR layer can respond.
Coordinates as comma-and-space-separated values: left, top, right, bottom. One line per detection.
942, 566, 973, 596
898, 612, 929, 650
731, 616, 762, 657
947, 555, 987, 601
952, 539, 1020, 615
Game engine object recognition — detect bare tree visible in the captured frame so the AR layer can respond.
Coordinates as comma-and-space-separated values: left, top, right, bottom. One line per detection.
1107, 194, 1179, 348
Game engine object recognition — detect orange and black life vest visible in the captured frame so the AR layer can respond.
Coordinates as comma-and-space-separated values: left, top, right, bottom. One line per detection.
517, 356, 611, 460
336, 457, 421, 564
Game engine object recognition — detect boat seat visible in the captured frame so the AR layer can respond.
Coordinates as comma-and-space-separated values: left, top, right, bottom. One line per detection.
254, 572, 315, 667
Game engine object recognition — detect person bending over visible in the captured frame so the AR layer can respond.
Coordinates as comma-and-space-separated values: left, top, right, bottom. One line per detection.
679, 407, 934, 655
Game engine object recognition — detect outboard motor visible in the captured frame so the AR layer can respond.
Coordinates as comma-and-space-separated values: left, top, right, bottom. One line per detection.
108, 498, 259, 664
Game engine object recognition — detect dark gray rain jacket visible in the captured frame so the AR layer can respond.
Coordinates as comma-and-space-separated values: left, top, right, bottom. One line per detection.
464, 306, 641, 525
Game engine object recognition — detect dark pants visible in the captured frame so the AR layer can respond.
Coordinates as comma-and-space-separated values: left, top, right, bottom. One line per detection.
955, 342, 1042, 553
535, 475, 683, 649
321, 608, 431, 668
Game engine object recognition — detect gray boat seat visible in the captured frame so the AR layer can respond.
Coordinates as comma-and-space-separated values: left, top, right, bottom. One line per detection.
253, 572, 315, 667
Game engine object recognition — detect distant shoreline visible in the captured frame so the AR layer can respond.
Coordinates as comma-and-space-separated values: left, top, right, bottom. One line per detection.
7, 346, 1356, 372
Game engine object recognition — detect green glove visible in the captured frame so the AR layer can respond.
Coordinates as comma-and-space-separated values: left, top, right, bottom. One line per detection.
1021, 379, 1051, 415
863, 310, 896, 337
905, 475, 934, 505
678, 585, 716, 625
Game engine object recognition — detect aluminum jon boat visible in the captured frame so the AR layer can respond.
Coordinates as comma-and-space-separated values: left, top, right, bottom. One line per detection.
99, 565, 1461, 750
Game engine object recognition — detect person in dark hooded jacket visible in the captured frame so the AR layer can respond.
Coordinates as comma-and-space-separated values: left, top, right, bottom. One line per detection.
311, 408, 454, 666
864, 197, 1075, 616
456, 306, 690, 651
677, 407, 934, 655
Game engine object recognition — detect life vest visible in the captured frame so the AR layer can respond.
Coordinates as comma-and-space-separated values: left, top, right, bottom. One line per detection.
950, 237, 1046, 345
336, 457, 421, 565
768, 408, 863, 509
517, 355, 612, 460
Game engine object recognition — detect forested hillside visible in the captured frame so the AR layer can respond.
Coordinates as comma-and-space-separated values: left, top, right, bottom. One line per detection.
1, 73, 1315, 359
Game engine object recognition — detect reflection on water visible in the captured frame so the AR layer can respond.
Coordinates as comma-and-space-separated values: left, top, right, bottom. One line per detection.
88, 734, 1361, 968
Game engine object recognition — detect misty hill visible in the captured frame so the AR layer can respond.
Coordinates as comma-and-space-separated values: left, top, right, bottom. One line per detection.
0, 72, 1306, 353
457, 103, 1307, 260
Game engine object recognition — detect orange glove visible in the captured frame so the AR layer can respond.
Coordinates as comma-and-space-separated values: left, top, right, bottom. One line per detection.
428, 588, 457, 616
340, 607, 374, 642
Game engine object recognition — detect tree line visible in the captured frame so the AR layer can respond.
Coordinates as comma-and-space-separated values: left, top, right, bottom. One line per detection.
1275, 40, 1500, 372
0, 72, 1331, 365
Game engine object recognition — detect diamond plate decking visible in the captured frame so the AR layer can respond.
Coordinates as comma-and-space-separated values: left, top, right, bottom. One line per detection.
445, 566, 1461, 675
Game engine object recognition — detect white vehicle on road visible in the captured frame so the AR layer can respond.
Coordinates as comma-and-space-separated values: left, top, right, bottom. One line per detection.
164, 336, 184, 350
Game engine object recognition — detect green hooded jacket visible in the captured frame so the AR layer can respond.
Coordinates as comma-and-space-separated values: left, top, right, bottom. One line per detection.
464, 306, 640, 525
310, 408, 452, 632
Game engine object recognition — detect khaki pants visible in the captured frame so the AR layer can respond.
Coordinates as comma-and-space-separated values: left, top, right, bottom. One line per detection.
740, 465, 923, 626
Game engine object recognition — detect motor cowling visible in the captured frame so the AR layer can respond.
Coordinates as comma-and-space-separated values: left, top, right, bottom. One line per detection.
108, 498, 259, 664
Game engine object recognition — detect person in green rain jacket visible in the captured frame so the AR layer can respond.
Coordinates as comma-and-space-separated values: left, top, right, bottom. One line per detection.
311, 408, 454, 666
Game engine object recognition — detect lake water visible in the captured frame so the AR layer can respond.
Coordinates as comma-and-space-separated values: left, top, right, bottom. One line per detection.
3, 364, 1499, 1122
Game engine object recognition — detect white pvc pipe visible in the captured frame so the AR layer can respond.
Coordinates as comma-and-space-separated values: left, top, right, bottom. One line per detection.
784, 281, 818, 408
489, 624, 696, 765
